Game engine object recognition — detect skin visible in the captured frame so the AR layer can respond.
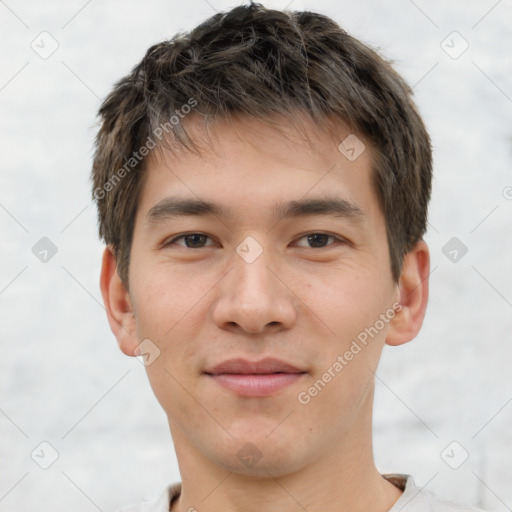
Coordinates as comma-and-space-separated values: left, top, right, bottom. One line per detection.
101, 115, 430, 512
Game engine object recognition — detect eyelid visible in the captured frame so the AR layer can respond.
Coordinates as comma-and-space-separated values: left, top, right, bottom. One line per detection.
162, 231, 349, 249
292, 231, 348, 248
162, 232, 216, 248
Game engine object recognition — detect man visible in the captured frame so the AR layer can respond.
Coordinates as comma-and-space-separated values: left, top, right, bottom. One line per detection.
91, 3, 486, 511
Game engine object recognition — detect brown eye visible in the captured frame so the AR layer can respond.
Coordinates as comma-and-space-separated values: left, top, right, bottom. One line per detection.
165, 233, 213, 248
294, 233, 340, 248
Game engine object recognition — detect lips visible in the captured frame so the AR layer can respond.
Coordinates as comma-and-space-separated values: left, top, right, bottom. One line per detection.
205, 357, 304, 375
204, 357, 306, 397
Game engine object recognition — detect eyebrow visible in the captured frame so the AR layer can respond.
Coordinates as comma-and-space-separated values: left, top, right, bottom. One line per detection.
145, 195, 365, 226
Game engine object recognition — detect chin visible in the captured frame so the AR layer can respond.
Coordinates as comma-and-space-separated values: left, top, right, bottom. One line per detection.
210, 433, 311, 478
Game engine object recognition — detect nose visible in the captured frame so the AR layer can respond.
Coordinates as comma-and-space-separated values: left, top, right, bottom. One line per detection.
211, 241, 298, 334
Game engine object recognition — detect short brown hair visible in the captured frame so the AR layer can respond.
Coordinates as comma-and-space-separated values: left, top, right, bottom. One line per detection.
91, 2, 432, 288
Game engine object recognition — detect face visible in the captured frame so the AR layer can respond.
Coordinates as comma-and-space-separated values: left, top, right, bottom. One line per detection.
119, 116, 404, 476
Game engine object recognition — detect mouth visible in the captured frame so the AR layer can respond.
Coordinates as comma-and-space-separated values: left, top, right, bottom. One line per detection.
204, 357, 307, 397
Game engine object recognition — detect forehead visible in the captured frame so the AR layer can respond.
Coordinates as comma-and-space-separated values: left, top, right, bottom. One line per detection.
154, 113, 371, 173
136, 114, 381, 226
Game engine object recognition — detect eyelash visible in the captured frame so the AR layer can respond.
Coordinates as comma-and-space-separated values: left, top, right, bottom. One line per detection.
162, 232, 347, 250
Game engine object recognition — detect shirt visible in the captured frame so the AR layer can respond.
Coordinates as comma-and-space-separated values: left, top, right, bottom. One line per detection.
115, 473, 486, 512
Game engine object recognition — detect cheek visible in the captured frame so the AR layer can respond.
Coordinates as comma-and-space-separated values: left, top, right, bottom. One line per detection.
301, 264, 392, 411
305, 264, 389, 338
130, 271, 207, 407
131, 264, 201, 338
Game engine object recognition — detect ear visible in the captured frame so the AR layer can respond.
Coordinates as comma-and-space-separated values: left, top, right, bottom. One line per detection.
385, 240, 430, 347
99, 245, 139, 356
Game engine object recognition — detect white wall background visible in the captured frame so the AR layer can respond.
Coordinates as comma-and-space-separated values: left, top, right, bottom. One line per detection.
1, 1, 511, 511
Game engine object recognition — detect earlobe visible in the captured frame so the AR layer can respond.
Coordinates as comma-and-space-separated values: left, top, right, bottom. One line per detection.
99, 246, 139, 356
385, 240, 430, 347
